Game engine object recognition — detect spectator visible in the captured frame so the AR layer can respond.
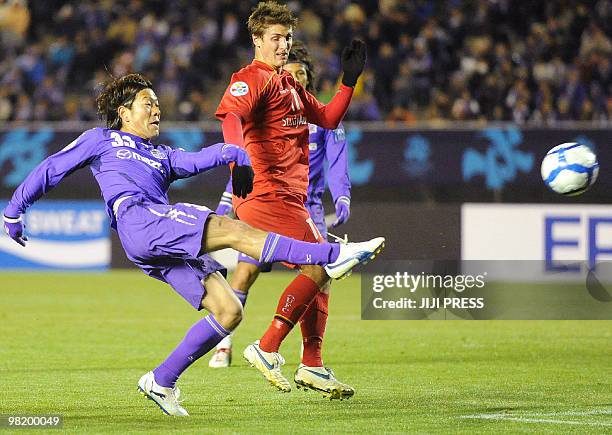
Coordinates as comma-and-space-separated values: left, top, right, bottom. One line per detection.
0, 0, 30, 52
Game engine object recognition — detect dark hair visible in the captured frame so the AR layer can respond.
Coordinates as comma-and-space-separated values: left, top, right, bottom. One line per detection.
247, 1, 298, 38
287, 40, 315, 93
96, 73, 153, 130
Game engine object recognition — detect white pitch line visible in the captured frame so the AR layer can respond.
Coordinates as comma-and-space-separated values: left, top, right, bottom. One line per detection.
463, 416, 612, 427
460, 410, 612, 427
462, 409, 612, 418
527, 410, 612, 417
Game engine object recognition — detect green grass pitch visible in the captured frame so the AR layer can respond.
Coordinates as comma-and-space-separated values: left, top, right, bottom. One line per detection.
1, 271, 611, 433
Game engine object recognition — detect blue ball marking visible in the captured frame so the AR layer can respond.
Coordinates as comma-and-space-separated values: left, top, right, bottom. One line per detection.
545, 163, 591, 185
546, 143, 581, 155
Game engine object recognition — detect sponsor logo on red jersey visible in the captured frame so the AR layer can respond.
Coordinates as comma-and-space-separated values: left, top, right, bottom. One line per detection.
282, 114, 308, 127
230, 81, 249, 96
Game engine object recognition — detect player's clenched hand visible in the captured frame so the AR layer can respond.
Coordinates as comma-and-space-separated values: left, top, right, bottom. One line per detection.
3, 214, 27, 247
331, 196, 350, 228
341, 39, 367, 87
231, 165, 254, 199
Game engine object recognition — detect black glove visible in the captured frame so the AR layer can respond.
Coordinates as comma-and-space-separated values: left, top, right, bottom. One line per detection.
231, 165, 254, 199
341, 39, 367, 87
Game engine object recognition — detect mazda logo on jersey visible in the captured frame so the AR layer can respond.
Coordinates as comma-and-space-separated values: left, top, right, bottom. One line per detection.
116, 149, 131, 159
115, 149, 165, 174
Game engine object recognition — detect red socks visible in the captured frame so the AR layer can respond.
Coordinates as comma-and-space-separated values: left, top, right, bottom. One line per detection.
259, 274, 320, 352
300, 291, 329, 367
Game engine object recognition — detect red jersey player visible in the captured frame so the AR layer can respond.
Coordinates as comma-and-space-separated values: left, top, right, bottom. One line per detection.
214, 1, 379, 400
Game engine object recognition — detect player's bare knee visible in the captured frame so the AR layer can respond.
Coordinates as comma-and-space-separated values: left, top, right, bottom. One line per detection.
201, 272, 244, 328
214, 300, 243, 330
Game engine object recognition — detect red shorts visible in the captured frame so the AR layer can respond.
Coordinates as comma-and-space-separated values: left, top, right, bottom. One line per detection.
234, 193, 324, 268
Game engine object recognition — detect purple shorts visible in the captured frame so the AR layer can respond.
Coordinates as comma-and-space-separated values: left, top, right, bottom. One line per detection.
115, 197, 226, 310
235, 200, 328, 272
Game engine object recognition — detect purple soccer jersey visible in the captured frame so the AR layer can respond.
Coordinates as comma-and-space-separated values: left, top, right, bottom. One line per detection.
5, 128, 236, 227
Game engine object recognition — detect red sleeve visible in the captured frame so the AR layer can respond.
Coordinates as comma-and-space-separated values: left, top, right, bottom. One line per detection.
215, 72, 260, 123
222, 112, 244, 148
297, 84, 354, 129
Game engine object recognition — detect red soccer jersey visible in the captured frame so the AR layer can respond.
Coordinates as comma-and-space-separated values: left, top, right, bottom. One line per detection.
216, 59, 353, 200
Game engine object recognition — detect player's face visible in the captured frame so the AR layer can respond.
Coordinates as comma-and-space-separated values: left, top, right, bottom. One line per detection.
119, 89, 161, 139
253, 24, 293, 69
283, 62, 309, 88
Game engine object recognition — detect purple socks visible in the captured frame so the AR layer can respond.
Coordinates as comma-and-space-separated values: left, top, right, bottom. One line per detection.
233, 289, 248, 307
153, 314, 230, 388
260, 233, 340, 265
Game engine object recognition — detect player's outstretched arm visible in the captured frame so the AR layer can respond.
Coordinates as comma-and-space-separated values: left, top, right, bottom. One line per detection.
168, 142, 248, 177
167, 142, 248, 174
298, 40, 367, 129
169, 142, 253, 198
3, 129, 99, 246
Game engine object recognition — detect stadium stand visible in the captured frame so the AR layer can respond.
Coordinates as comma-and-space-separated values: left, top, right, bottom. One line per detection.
0, 0, 610, 123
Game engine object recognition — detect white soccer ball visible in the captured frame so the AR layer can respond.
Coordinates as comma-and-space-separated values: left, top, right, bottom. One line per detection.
541, 142, 599, 196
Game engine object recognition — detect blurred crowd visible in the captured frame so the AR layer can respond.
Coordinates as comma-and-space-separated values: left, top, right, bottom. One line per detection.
0, 0, 610, 124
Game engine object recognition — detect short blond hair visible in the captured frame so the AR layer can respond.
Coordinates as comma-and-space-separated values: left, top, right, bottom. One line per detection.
247, 1, 298, 38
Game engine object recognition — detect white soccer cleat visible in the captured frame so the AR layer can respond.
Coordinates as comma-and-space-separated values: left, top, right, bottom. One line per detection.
294, 364, 355, 400
243, 341, 291, 392
137, 371, 189, 417
325, 237, 385, 279
208, 347, 232, 368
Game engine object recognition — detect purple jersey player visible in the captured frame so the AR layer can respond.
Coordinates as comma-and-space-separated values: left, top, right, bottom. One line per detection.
2, 74, 383, 416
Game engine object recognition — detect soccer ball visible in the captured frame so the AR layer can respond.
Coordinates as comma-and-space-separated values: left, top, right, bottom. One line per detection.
541, 143, 599, 196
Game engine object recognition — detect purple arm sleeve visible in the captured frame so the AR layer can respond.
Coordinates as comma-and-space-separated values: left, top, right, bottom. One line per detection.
168, 143, 249, 180
4, 129, 98, 217
325, 123, 351, 203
